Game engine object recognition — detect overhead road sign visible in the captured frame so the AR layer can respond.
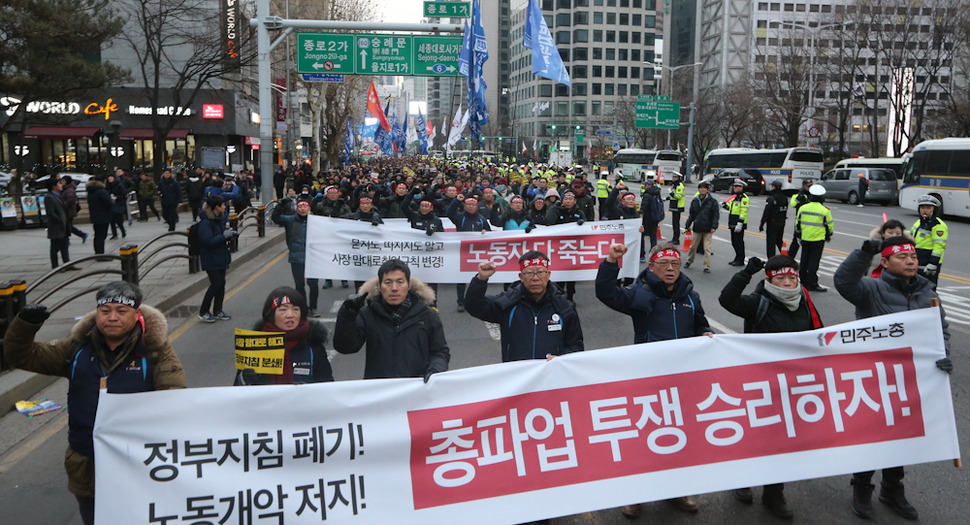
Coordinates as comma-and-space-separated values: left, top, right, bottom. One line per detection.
297, 33, 461, 76
423, 1, 470, 18
635, 95, 680, 129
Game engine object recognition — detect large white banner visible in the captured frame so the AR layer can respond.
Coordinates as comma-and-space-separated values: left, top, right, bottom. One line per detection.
94, 309, 959, 524
304, 216, 642, 283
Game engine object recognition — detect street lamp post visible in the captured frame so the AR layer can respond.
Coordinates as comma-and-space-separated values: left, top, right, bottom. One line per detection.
771, 21, 845, 142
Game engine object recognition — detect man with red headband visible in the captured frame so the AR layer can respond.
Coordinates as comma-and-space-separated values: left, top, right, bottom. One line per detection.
834, 236, 952, 520
718, 255, 824, 519
3, 281, 185, 525
595, 242, 713, 517
464, 251, 584, 362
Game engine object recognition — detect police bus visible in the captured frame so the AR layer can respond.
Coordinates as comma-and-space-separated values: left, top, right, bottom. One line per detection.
900, 138, 970, 217
613, 148, 683, 184
703, 147, 824, 190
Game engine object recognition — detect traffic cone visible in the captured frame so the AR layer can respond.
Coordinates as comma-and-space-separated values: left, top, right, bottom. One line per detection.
657, 226, 664, 240
682, 229, 693, 251
780, 241, 788, 256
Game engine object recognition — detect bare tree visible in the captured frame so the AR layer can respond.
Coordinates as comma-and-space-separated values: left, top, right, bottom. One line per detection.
119, 0, 256, 175
0, 0, 128, 136
717, 82, 759, 147
751, 27, 813, 147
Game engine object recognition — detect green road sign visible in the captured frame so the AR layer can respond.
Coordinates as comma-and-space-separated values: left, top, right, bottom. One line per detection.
298, 33, 462, 76
297, 34, 355, 74
356, 34, 413, 75
635, 96, 681, 129
413, 36, 462, 76
423, 1, 470, 18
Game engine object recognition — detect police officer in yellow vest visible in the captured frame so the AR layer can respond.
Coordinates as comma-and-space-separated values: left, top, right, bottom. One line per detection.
795, 184, 834, 292
910, 194, 947, 286
596, 171, 612, 219
723, 179, 750, 266
667, 172, 686, 245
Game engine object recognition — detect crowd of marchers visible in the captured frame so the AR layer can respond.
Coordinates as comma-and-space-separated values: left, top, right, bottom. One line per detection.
4, 157, 952, 525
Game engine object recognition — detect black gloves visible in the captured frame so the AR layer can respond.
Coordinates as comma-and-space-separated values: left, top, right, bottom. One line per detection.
370, 217, 381, 227
825, 234, 832, 243
425, 223, 436, 236
758, 224, 765, 232
861, 239, 882, 255
576, 217, 585, 226
424, 369, 437, 383
343, 294, 367, 313
525, 222, 537, 233
19, 304, 50, 324
936, 357, 953, 374
744, 257, 765, 274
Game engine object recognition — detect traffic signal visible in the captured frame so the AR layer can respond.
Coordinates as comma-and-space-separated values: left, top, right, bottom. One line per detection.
575, 125, 582, 131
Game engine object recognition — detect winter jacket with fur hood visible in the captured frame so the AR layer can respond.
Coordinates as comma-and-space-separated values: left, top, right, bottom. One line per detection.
333, 277, 450, 379
3, 305, 185, 497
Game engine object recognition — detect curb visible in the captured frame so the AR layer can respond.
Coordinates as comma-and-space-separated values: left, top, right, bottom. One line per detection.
0, 230, 286, 416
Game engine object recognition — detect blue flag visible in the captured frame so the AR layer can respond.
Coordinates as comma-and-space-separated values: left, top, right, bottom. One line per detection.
344, 116, 353, 165
400, 112, 409, 154
374, 99, 394, 155
524, 0, 571, 87
459, 0, 489, 148
417, 109, 428, 154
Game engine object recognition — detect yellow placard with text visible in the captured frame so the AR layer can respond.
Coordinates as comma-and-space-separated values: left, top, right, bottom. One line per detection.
234, 329, 286, 375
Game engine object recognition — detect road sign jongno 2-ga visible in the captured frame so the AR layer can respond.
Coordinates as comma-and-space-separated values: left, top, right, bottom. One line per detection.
297, 33, 461, 77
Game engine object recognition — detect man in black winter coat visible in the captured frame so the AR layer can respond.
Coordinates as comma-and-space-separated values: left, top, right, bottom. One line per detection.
760, 180, 788, 257
334, 259, 450, 381
465, 251, 584, 362
45, 177, 72, 269
85, 178, 114, 255
158, 169, 183, 231
684, 181, 719, 273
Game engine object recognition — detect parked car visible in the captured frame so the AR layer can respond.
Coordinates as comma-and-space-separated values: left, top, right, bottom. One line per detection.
819, 167, 898, 205
711, 168, 765, 195
30, 172, 95, 198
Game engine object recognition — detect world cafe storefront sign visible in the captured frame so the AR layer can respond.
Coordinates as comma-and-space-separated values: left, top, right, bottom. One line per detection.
1, 96, 193, 120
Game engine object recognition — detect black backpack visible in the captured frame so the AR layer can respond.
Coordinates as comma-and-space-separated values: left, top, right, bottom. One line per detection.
187, 222, 200, 255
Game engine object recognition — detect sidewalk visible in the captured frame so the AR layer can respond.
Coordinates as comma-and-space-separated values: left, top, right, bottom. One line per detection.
0, 206, 285, 415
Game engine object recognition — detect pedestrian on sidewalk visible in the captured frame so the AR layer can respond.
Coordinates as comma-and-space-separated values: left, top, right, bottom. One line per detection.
158, 168, 182, 232
60, 175, 88, 244
683, 181, 719, 273
136, 172, 160, 221
197, 195, 237, 323
45, 176, 72, 269
85, 177, 113, 255
2, 281, 185, 525
105, 173, 128, 238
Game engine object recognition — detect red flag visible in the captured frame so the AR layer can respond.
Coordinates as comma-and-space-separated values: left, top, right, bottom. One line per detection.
367, 81, 391, 132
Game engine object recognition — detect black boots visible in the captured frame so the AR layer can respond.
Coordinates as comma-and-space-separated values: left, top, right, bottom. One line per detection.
879, 484, 918, 520
852, 481, 874, 519
762, 485, 794, 519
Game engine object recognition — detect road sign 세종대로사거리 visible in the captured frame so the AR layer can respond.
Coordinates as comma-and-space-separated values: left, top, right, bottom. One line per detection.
635, 96, 681, 129
297, 33, 460, 76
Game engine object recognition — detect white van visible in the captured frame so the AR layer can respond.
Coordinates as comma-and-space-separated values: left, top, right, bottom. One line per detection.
833, 157, 904, 188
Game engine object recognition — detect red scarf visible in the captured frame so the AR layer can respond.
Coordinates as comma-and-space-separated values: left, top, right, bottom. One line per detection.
261, 320, 310, 384
801, 288, 823, 329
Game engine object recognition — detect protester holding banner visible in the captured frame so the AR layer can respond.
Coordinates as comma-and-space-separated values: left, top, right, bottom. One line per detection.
834, 236, 953, 520
465, 252, 584, 362
718, 255, 824, 519
605, 180, 640, 221
447, 195, 491, 312
545, 191, 586, 302
528, 195, 550, 226
2, 281, 185, 525
272, 198, 322, 317
490, 195, 535, 231
333, 259, 450, 381
595, 242, 713, 515
402, 187, 444, 235
342, 195, 384, 226
234, 287, 333, 385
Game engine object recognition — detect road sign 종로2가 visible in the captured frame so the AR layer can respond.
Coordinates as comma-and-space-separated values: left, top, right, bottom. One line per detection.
297, 34, 355, 74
